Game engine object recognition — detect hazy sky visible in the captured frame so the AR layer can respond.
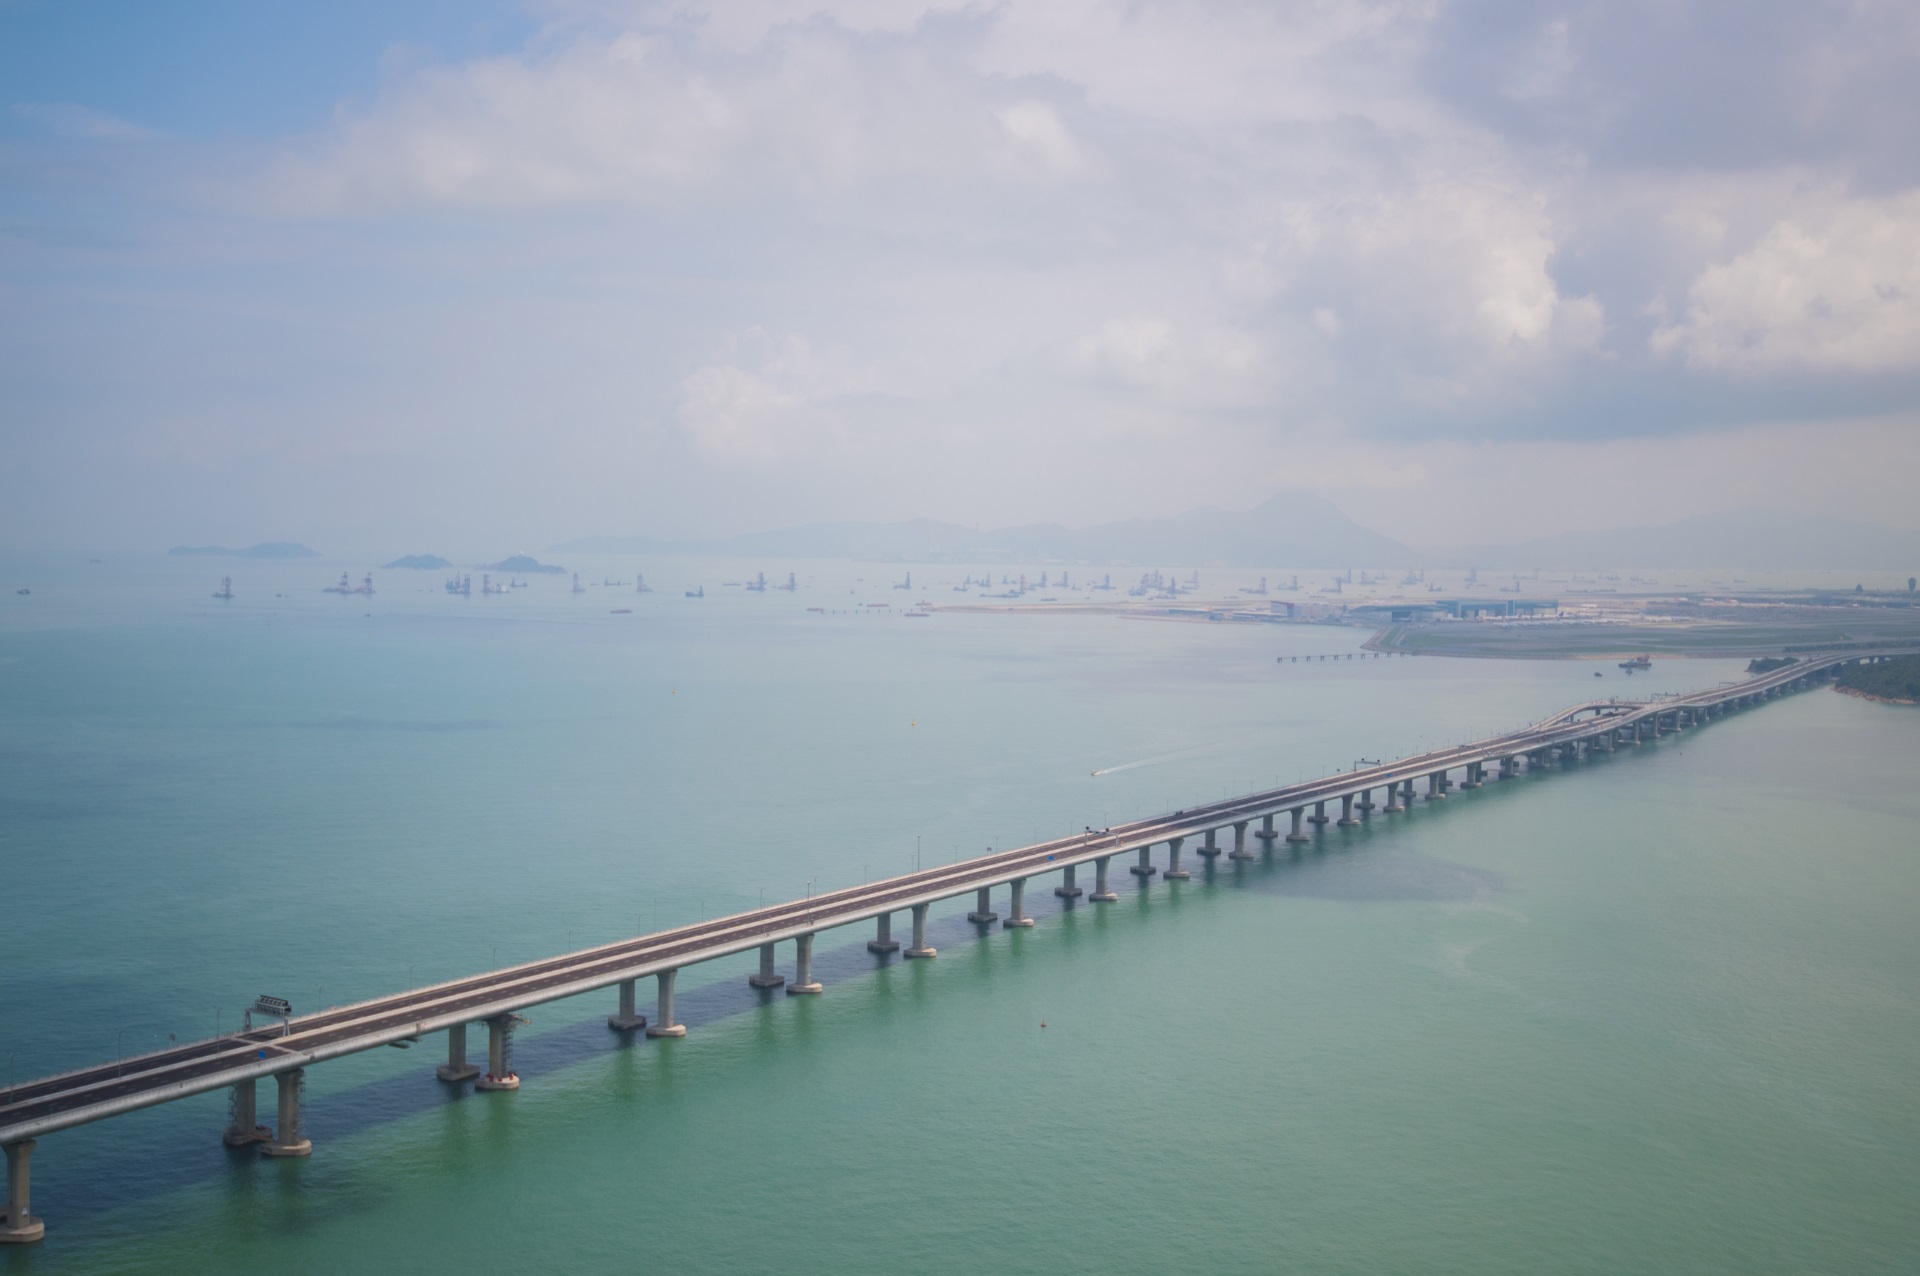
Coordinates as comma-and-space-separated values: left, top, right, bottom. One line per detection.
4, 0, 1918, 555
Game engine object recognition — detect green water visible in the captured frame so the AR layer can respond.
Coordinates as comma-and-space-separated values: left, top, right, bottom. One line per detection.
3, 555, 1917, 1272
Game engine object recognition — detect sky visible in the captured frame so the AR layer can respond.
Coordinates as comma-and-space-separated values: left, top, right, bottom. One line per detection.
3, 0, 1918, 556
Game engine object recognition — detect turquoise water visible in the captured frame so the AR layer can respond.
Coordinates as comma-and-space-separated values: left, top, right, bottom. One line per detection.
3, 555, 1917, 1272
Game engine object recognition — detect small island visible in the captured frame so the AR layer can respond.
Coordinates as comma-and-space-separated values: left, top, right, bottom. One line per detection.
383, 554, 453, 570
486, 554, 565, 574
169, 542, 319, 559
1833, 654, 1920, 705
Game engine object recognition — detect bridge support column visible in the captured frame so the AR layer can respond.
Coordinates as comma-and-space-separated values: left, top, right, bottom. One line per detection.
437, 1023, 479, 1082
476, 1016, 520, 1091
223, 1077, 271, 1145
1091, 855, 1117, 901
609, 978, 648, 1031
968, 886, 1000, 922
750, 943, 786, 988
1, 1140, 44, 1245
261, 1070, 312, 1156
1055, 865, 1083, 898
1499, 756, 1516, 779
906, 903, 937, 958
647, 969, 688, 1036
1286, 807, 1309, 843
1004, 878, 1035, 927
1425, 773, 1445, 800
1229, 820, 1254, 859
1384, 784, 1404, 813
1196, 828, 1220, 859
1460, 764, 1482, 790
1357, 790, 1376, 816
1308, 801, 1329, 825
1129, 846, 1156, 879
1256, 812, 1278, 841
1164, 836, 1190, 879
788, 933, 824, 994
868, 912, 901, 954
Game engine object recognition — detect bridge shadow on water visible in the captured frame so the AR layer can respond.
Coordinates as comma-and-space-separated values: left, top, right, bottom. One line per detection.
26, 762, 1592, 1238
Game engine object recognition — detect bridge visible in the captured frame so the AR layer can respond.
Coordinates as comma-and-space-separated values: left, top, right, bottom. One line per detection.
0, 650, 1903, 1242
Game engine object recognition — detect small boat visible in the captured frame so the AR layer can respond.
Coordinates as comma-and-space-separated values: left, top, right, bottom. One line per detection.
14, 588, 27, 596
1618, 655, 1652, 671
611, 608, 632, 614
685, 586, 704, 598
213, 576, 233, 600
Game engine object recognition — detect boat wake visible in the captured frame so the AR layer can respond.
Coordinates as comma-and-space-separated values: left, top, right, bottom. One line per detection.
1091, 741, 1232, 777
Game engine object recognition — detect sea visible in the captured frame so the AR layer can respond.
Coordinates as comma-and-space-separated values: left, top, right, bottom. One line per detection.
2, 552, 1917, 1274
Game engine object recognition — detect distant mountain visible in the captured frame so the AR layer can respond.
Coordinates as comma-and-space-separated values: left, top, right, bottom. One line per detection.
169, 542, 318, 559
1453, 511, 1920, 571
486, 554, 565, 574
383, 554, 452, 570
551, 495, 1412, 567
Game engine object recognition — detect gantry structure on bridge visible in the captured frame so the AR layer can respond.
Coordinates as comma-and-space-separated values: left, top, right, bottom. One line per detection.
2, 649, 1909, 1243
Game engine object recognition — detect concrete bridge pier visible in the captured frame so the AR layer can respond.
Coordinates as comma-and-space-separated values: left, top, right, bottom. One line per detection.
1256, 812, 1278, 842
261, 1069, 312, 1156
1425, 773, 1445, 801
1, 1140, 44, 1245
969, 886, 1001, 921
906, 903, 937, 958
1055, 865, 1083, 898
1004, 878, 1035, 927
1129, 846, 1157, 879
608, 978, 648, 1031
1499, 756, 1517, 779
1357, 790, 1376, 816
1230, 820, 1255, 859
1337, 794, 1360, 826
1384, 783, 1405, 812
223, 1077, 271, 1145
1090, 855, 1117, 901
1460, 764, 1482, 790
1286, 807, 1310, 843
1164, 836, 1190, 879
1196, 829, 1221, 859
647, 969, 688, 1037
867, 912, 901, 954
787, 934, 824, 994
749, 943, 786, 988
437, 1023, 480, 1082
475, 1017, 520, 1091
1308, 801, 1330, 825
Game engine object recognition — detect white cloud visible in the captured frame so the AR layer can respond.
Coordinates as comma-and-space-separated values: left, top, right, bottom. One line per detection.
676, 331, 870, 462
1652, 192, 1920, 372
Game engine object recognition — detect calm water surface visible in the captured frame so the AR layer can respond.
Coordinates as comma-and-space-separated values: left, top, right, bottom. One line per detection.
2, 555, 1916, 1273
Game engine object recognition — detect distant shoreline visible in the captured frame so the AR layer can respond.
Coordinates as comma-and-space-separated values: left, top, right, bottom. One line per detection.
1832, 685, 1918, 707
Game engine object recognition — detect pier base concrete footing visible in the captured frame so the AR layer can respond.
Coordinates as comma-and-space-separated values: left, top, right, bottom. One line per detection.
2, 1141, 44, 1245
474, 1075, 520, 1092
435, 1064, 479, 1083
644, 1023, 687, 1038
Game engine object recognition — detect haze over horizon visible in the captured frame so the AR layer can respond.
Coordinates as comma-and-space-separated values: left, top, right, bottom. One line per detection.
5, 0, 1919, 555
